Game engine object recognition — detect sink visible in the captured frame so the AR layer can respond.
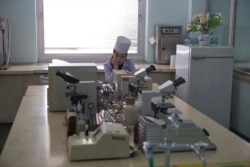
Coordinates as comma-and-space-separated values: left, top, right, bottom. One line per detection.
234, 67, 250, 75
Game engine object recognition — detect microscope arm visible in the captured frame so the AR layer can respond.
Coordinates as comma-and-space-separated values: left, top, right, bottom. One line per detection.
134, 65, 156, 80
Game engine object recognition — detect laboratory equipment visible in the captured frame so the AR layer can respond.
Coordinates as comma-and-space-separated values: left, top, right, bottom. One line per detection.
155, 25, 183, 64
175, 45, 234, 128
68, 122, 129, 161
142, 108, 210, 167
123, 96, 141, 134
56, 70, 98, 135
112, 70, 134, 98
48, 63, 97, 111
97, 82, 124, 124
139, 77, 185, 116
120, 65, 156, 100
55, 70, 97, 113
0, 17, 10, 70
112, 65, 156, 101
138, 115, 216, 152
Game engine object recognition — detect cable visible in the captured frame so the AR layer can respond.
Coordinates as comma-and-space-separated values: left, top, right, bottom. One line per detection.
0, 18, 11, 70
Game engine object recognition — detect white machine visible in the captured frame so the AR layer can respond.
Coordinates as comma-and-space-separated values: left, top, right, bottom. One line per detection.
138, 115, 216, 153
68, 122, 129, 161
48, 63, 97, 112
142, 109, 212, 167
112, 69, 133, 98
0, 17, 10, 70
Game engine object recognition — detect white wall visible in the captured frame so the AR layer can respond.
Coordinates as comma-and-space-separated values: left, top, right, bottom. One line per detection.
0, 0, 206, 64
0, 0, 37, 64
144, 0, 206, 62
209, 0, 231, 46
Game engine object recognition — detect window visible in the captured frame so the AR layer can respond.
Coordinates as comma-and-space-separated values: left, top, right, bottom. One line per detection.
37, 0, 145, 63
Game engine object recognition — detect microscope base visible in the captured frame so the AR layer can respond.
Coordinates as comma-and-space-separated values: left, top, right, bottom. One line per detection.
67, 110, 100, 136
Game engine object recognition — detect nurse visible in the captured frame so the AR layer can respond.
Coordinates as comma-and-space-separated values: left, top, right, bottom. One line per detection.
104, 36, 136, 83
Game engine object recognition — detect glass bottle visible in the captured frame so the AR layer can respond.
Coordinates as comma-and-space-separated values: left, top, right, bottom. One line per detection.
123, 96, 140, 132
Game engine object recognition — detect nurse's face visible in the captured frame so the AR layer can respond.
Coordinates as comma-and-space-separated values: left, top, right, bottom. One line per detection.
112, 50, 127, 65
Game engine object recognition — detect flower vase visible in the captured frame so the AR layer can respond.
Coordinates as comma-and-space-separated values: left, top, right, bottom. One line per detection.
198, 34, 210, 46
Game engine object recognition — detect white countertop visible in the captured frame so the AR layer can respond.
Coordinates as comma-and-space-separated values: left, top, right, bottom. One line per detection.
1, 85, 250, 167
0, 86, 250, 167
234, 62, 250, 68
0, 63, 175, 75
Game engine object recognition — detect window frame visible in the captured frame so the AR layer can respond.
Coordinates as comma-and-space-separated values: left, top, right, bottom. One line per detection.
36, 0, 145, 63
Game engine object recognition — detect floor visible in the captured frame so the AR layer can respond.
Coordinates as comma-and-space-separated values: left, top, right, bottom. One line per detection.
0, 123, 12, 154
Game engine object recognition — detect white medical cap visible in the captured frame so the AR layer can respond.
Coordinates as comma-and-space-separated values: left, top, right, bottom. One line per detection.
114, 36, 131, 54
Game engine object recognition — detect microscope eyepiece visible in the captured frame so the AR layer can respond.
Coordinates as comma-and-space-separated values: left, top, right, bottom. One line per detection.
56, 70, 79, 84
146, 65, 156, 74
56, 70, 64, 78
173, 77, 185, 88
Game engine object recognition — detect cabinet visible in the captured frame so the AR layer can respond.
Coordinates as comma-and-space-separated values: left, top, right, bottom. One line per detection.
175, 45, 234, 128
0, 74, 46, 122
231, 73, 250, 140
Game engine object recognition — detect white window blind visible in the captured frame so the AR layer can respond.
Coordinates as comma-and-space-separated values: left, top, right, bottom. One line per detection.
43, 0, 138, 54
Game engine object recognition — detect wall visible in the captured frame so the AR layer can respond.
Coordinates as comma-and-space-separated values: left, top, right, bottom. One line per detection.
233, 0, 250, 62
0, 0, 37, 64
208, 0, 250, 52
210, 0, 231, 46
0, 0, 206, 64
145, 0, 186, 62
144, 0, 206, 62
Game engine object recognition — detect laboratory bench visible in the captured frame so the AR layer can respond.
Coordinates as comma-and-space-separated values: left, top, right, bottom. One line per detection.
0, 63, 175, 74
0, 85, 250, 167
0, 63, 175, 123
233, 70, 250, 82
233, 62, 250, 82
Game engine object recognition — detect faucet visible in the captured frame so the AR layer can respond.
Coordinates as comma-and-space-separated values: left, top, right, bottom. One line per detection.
143, 108, 209, 167
190, 141, 209, 167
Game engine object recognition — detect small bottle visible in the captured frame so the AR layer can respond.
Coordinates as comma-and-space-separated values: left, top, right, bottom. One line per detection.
123, 96, 140, 130
133, 121, 139, 144
134, 98, 142, 144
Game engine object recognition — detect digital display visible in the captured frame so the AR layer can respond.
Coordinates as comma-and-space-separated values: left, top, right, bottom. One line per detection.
161, 27, 180, 35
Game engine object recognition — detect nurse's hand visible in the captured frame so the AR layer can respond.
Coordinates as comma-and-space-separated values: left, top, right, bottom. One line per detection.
111, 59, 119, 70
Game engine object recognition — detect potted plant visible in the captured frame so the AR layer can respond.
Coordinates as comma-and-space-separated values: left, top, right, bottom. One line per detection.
186, 12, 222, 46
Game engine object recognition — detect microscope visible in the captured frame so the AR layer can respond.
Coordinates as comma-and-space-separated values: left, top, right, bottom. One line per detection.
112, 65, 156, 101
48, 63, 97, 111
57, 71, 130, 161
139, 77, 185, 117
121, 65, 156, 100
56, 70, 98, 136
